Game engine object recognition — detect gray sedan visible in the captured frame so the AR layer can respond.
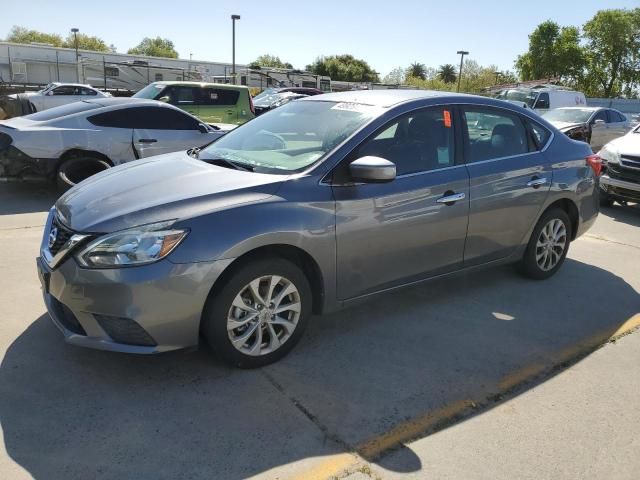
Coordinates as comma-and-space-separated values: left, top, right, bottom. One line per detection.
37, 90, 599, 367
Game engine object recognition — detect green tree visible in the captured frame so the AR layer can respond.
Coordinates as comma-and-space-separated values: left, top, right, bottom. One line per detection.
5, 25, 63, 46
306, 55, 379, 82
437, 64, 457, 83
62, 33, 109, 52
382, 66, 406, 84
128, 37, 178, 58
582, 8, 640, 97
407, 62, 427, 80
249, 54, 293, 69
515, 20, 585, 82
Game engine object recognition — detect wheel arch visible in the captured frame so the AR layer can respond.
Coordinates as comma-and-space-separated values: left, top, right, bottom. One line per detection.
541, 197, 580, 241
58, 149, 114, 170
207, 244, 326, 316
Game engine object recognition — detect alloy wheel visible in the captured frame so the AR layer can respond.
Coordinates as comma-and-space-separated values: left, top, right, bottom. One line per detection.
535, 218, 567, 271
226, 275, 301, 356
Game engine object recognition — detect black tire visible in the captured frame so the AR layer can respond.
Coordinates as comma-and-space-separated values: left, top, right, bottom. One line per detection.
518, 208, 572, 280
56, 155, 111, 191
201, 257, 312, 368
599, 189, 613, 208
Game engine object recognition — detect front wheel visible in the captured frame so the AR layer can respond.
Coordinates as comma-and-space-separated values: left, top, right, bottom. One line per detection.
518, 208, 572, 280
201, 258, 312, 368
56, 155, 111, 191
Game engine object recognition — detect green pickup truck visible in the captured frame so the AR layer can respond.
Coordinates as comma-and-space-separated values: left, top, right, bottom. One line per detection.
133, 81, 255, 125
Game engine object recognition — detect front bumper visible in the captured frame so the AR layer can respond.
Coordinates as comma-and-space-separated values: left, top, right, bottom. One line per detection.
600, 174, 640, 193
37, 254, 233, 354
0, 146, 56, 181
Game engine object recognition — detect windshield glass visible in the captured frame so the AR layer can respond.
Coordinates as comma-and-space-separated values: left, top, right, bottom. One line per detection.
25, 101, 102, 121
542, 108, 593, 123
132, 83, 165, 100
500, 89, 538, 107
253, 88, 279, 102
200, 100, 382, 173
254, 92, 298, 108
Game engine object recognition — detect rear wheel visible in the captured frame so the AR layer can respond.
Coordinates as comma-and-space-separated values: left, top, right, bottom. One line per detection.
56, 155, 111, 191
518, 208, 572, 280
201, 258, 312, 368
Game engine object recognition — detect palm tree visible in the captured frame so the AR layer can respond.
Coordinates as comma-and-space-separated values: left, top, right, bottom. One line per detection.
407, 62, 427, 80
437, 64, 457, 84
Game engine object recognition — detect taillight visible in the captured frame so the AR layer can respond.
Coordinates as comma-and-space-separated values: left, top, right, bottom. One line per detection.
586, 154, 602, 177
248, 92, 255, 115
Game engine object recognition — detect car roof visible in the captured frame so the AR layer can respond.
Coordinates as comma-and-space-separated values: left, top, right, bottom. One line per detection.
554, 106, 600, 111
149, 81, 249, 90
82, 97, 161, 107
48, 82, 95, 88
303, 89, 476, 108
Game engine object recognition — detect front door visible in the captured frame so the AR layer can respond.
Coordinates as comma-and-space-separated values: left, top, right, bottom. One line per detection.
131, 107, 213, 158
333, 106, 470, 300
461, 106, 552, 265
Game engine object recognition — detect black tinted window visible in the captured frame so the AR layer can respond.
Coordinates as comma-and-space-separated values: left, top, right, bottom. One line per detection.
89, 106, 200, 130
609, 110, 626, 122
52, 86, 76, 95
593, 110, 607, 123
526, 120, 551, 151
161, 86, 197, 105
534, 92, 550, 109
463, 107, 529, 162
196, 88, 240, 106
356, 107, 455, 175
79, 87, 97, 96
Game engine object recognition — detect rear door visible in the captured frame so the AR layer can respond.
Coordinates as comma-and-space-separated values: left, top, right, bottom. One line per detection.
197, 87, 240, 124
130, 107, 215, 158
462, 105, 552, 266
160, 85, 200, 118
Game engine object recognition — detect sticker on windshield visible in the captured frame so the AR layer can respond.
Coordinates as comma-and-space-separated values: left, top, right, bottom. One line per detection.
331, 102, 375, 113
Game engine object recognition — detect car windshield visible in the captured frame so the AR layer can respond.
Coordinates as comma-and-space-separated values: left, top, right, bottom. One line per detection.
25, 101, 102, 121
254, 92, 298, 108
200, 100, 382, 173
542, 109, 593, 123
133, 83, 165, 100
253, 88, 279, 102
499, 89, 538, 107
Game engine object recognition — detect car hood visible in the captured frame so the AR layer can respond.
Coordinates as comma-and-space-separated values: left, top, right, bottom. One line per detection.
601, 131, 640, 154
56, 152, 287, 233
547, 121, 585, 131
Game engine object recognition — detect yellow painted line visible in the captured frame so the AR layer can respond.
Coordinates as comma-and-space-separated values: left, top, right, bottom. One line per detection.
287, 453, 357, 480
500, 313, 640, 391
356, 399, 474, 461
293, 313, 640, 480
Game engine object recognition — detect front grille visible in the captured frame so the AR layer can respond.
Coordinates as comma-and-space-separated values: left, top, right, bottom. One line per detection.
48, 216, 74, 256
49, 297, 87, 335
94, 315, 157, 347
609, 186, 640, 202
608, 165, 640, 184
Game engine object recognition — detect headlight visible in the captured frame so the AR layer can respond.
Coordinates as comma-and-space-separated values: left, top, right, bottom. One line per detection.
599, 145, 620, 165
76, 220, 188, 268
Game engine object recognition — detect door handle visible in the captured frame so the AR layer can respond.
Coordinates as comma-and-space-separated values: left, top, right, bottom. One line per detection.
138, 138, 157, 143
526, 177, 547, 188
436, 192, 466, 205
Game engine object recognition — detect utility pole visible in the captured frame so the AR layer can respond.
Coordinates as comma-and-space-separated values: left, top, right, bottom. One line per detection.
456, 50, 469, 93
231, 15, 241, 85
71, 28, 80, 82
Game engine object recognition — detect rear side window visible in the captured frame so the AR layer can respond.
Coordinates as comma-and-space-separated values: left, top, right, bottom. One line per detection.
196, 88, 240, 106
609, 110, 626, 122
592, 110, 607, 123
526, 120, 551, 151
79, 87, 97, 96
463, 107, 529, 162
52, 86, 76, 95
161, 86, 197, 105
89, 106, 200, 130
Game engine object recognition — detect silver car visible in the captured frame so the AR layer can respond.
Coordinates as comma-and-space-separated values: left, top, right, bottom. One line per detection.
37, 90, 600, 368
542, 106, 631, 151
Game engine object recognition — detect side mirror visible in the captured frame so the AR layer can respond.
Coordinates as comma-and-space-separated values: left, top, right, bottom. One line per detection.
46, 91, 54, 96
593, 119, 606, 127
197, 123, 209, 133
157, 96, 170, 103
349, 156, 396, 183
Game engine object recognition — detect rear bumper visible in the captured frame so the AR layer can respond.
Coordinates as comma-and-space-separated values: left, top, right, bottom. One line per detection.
37, 254, 233, 354
0, 146, 55, 181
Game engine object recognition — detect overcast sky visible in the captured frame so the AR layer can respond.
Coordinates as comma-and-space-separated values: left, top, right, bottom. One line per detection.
2, 0, 638, 76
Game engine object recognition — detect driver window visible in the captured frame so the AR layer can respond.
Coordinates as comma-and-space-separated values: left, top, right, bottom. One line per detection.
592, 110, 607, 123
355, 107, 455, 176
52, 86, 76, 95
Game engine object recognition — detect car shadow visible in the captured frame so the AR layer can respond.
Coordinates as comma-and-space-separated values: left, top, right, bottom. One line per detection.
601, 202, 640, 227
0, 183, 59, 216
1, 259, 638, 479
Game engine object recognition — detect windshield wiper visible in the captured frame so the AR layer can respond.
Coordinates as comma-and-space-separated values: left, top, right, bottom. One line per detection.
200, 157, 254, 171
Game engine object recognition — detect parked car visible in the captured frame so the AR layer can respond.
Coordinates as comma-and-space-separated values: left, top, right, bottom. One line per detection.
253, 87, 323, 101
0, 98, 229, 188
8, 82, 111, 112
599, 124, 640, 206
496, 86, 586, 112
36, 90, 599, 368
254, 92, 308, 115
542, 107, 631, 152
133, 81, 254, 125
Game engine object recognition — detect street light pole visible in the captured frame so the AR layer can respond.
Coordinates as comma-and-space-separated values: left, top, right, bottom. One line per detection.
231, 14, 241, 85
456, 50, 469, 93
71, 28, 80, 82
